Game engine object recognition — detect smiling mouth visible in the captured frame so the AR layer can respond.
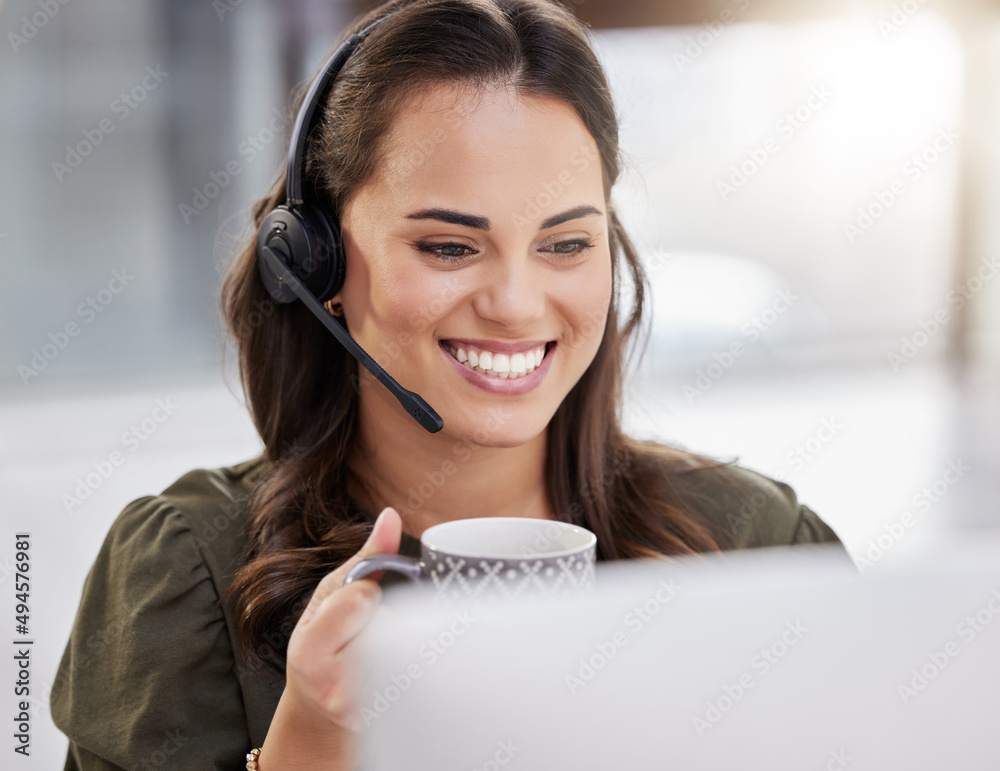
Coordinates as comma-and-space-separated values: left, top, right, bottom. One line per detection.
439, 341, 556, 380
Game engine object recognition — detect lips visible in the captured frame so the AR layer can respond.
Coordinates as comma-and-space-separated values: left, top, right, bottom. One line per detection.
438, 339, 556, 394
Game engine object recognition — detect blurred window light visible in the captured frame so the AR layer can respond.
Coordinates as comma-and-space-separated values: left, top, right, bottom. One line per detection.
598, 11, 963, 369
635, 250, 831, 373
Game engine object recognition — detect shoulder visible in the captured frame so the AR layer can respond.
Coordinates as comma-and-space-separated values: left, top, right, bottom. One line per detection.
629, 441, 845, 552
90, 455, 269, 598
158, 454, 268, 506
52, 455, 272, 768
156, 455, 269, 571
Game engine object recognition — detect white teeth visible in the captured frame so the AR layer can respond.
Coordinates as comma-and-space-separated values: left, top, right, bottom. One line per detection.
445, 345, 545, 380
492, 353, 510, 373
443, 342, 551, 380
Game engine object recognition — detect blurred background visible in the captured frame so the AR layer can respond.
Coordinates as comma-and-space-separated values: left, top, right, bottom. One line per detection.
2, 0, 999, 764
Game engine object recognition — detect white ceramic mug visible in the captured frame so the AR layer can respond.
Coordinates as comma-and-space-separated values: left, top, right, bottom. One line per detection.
344, 517, 597, 601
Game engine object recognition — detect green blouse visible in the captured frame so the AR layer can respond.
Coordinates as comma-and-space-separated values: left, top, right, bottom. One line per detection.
51, 455, 847, 769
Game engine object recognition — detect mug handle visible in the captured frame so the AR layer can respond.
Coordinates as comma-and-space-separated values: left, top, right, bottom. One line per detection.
343, 554, 423, 586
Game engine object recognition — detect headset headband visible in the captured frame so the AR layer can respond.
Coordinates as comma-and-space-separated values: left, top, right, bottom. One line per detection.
285, 17, 387, 206
258, 11, 443, 434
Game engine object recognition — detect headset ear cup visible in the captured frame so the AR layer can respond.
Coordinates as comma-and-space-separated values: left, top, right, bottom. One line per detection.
301, 202, 344, 302
256, 204, 344, 303
256, 207, 298, 304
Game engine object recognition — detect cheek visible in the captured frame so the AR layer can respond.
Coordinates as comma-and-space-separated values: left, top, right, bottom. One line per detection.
560, 262, 613, 354
343, 244, 410, 319
358, 257, 465, 341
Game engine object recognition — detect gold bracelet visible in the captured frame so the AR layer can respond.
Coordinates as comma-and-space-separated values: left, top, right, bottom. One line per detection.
246, 747, 262, 770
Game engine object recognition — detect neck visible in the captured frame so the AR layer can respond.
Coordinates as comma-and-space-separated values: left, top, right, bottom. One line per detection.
348, 387, 552, 539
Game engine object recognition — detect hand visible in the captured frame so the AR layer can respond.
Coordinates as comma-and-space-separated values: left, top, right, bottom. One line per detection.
281, 507, 402, 734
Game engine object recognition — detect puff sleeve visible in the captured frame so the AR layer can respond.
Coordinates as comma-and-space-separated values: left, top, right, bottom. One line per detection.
51, 495, 251, 770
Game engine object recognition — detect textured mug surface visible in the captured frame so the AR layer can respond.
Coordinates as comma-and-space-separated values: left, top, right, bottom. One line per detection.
345, 517, 596, 601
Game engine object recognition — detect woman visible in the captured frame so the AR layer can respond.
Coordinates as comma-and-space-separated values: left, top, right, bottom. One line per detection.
52, 0, 846, 768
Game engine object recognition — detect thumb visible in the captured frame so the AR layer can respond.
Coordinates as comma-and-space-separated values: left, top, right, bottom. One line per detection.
360, 506, 403, 559
298, 508, 407, 627
334, 506, 404, 587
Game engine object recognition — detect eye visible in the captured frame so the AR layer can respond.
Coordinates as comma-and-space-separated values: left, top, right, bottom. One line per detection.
543, 239, 596, 256
413, 238, 596, 262
414, 242, 477, 262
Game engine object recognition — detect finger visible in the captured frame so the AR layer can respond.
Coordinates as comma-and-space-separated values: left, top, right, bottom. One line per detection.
312, 606, 395, 718
321, 605, 398, 727
289, 580, 381, 680
306, 579, 384, 658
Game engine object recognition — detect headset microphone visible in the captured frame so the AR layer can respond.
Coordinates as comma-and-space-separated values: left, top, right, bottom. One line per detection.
254, 16, 444, 434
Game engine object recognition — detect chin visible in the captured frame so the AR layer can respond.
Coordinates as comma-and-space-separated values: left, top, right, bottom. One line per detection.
449, 407, 549, 449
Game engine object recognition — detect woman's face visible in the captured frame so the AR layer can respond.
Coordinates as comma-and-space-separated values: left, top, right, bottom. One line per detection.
336, 82, 612, 448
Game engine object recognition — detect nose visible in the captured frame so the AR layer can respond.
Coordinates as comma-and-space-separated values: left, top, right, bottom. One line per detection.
471, 251, 547, 330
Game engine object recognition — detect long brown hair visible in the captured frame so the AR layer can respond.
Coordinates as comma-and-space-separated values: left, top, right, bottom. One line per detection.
221, 0, 727, 673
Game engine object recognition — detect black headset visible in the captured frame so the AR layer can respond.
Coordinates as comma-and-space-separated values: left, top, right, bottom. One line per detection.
255, 16, 443, 434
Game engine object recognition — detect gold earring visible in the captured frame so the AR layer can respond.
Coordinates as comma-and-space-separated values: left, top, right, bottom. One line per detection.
325, 300, 344, 317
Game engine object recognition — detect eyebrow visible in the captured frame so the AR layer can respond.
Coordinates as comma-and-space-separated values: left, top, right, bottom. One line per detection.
405, 204, 603, 231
